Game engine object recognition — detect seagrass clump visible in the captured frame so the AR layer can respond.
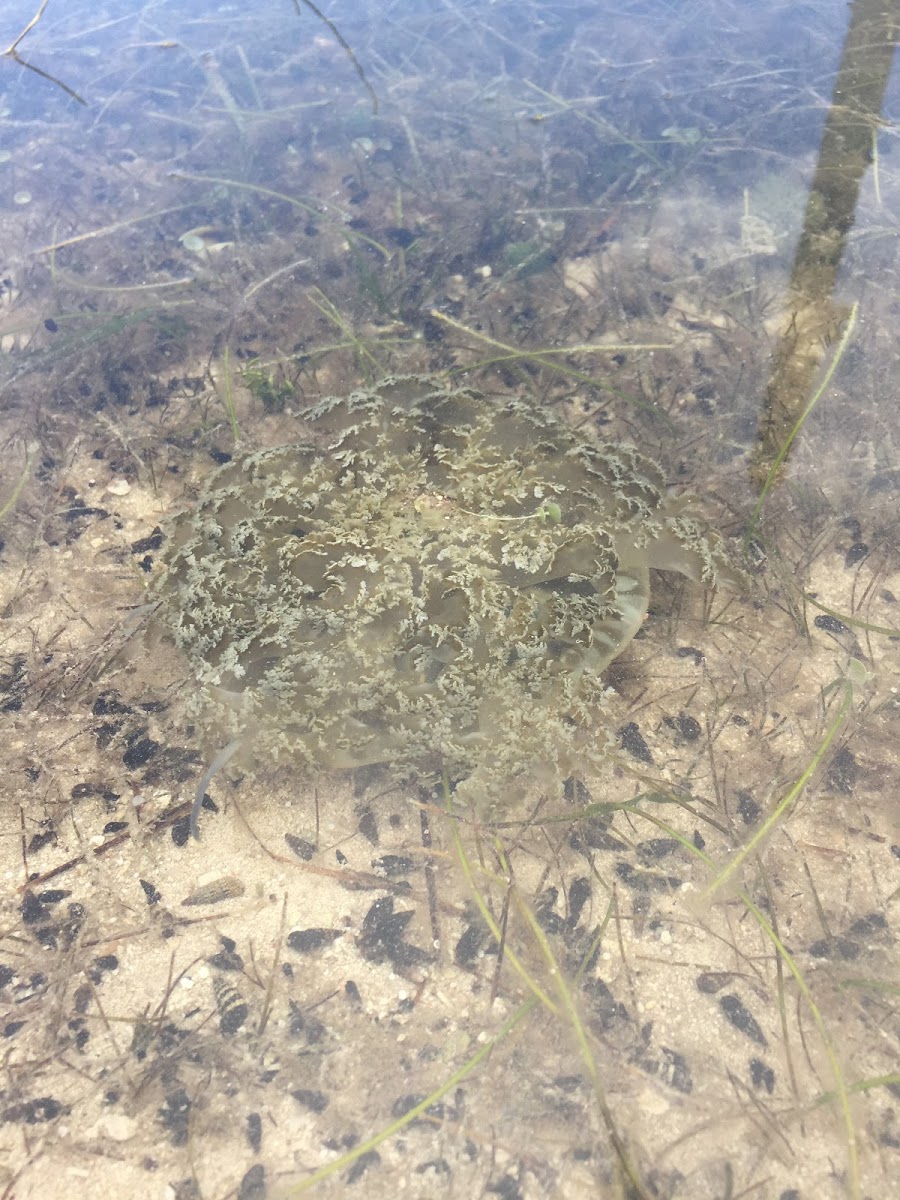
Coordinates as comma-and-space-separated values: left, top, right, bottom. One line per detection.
152, 376, 733, 824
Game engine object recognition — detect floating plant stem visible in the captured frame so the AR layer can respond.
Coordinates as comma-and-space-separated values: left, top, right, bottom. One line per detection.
836, 978, 900, 997
427, 308, 670, 417
638, 811, 860, 1200
291, 0, 379, 114
740, 892, 860, 1200
200, 52, 247, 139
0, 445, 38, 526
523, 80, 664, 168
447, 812, 560, 1016
509, 864, 653, 1200
305, 288, 385, 374
220, 345, 240, 442
168, 172, 391, 259
36, 205, 197, 256
802, 591, 899, 638
759, 864, 802, 1107
810, 1071, 900, 1108
1, 307, 192, 395
288, 997, 535, 1194
256, 894, 287, 1037
447, 780, 652, 1199
428, 309, 671, 359
701, 665, 856, 902
240, 256, 311, 306
50, 274, 194, 295
235, 44, 262, 111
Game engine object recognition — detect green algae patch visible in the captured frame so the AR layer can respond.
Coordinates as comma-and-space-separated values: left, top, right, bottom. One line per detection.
151, 376, 734, 810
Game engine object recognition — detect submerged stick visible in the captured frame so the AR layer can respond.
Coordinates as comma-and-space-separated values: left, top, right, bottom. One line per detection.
291, 0, 378, 113
2, 0, 87, 105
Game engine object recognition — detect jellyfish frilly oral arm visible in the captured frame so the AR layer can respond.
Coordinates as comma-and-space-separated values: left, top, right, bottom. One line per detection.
191, 737, 244, 839
150, 376, 733, 823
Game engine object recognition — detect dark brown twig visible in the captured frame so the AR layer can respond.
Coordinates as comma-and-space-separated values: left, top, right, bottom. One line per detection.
291, 0, 377, 112
2, 1, 87, 106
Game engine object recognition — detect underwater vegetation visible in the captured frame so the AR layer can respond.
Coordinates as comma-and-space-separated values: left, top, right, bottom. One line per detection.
151, 376, 736, 831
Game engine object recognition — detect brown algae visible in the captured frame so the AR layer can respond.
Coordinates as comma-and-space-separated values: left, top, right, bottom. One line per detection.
151, 376, 735, 830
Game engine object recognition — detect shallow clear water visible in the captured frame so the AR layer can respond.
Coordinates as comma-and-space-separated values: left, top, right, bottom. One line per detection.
0, 3, 898, 1198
